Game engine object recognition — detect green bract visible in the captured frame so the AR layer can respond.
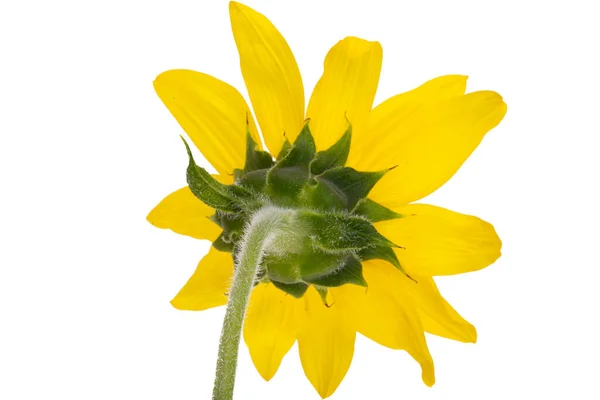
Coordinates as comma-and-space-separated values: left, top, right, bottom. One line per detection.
183, 121, 408, 300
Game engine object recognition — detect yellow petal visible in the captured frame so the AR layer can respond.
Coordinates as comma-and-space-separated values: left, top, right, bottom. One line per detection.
244, 283, 305, 381
376, 204, 501, 276
368, 90, 507, 207
307, 37, 382, 151
333, 261, 435, 387
348, 75, 467, 171
298, 286, 355, 398
154, 69, 260, 176
407, 276, 477, 343
229, 1, 305, 156
170, 247, 233, 311
146, 186, 221, 241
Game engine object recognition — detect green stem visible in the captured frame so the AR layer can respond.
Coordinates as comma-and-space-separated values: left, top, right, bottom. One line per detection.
212, 207, 291, 400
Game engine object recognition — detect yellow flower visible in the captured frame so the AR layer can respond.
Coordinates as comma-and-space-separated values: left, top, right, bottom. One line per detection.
147, 1, 506, 398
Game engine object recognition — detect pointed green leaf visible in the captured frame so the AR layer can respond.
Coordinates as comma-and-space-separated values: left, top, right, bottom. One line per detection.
276, 139, 292, 161
266, 122, 316, 203
303, 167, 387, 211
359, 245, 401, 268
297, 251, 345, 281
214, 212, 245, 236
353, 199, 404, 222
182, 137, 241, 213
299, 177, 347, 210
321, 167, 387, 209
314, 286, 331, 306
270, 281, 309, 298
304, 255, 367, 287
297, 210, 395, 252
359, 245, 414, 281
266, 166, 310, 205
212, 232, 235, 252
237, 169, 269, 193
243, 131, 274, 173
276, 121, 316, 169
263, 256, 300, 285
310, 125, 352, 175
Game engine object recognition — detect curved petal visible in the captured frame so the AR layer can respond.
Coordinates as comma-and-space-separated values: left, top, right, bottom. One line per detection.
368, 90, 507, 207
348, 75, 467, 170
244, 283, 305, 381
229, 1, 305, 156
407, 276, 477, 343
298, 286, 355, 398
154, 69, 260, 176
307, 37, 382, 151
375, 204, 501, 276
170, 247, 234, 311
333, 261, 435, 387
146, 186, 221, 241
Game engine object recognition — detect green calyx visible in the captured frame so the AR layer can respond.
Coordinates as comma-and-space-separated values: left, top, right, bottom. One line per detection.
183, 121, 407, 300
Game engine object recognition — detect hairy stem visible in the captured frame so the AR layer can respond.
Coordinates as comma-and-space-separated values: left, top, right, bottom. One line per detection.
212, 207, 292, 400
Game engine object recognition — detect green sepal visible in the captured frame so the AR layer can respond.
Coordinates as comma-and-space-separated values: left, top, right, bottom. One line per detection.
263, 245, 371, 289
182, 137, 242, 213
213, 212, 245, 236
297, 251, 347, 281
353, 199, 404, 222
271, 281, 309, 298
243, 132, 274, 173
359, 245, 400, 267
310, 125, 352, 175
262, 256, 299, 285
300, 177, 346, 210
304, 255, 367, 287
297, 210, 395, 252
314, 286, 331, 306
272, 121, 316, 169
277, 139, 292, 161
236, 169, 269, 193
212, 232, 235, 252
303, 167, 387, 211
209, 213, 221, 227
265, 166, 310, 205
266, 122, 316, 203
359, 245, 414, 281
263, 250, 342, 286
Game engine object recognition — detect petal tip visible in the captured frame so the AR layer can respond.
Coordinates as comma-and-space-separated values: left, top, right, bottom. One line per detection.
170, 297, 185, 310
422, 364, 436, 387
258, 369, 276, 382
339, 36, 382, 57
470, 326, 478, 343
463, 322, 478, 343
146, 206, 165, 229
229, 1, 253, 18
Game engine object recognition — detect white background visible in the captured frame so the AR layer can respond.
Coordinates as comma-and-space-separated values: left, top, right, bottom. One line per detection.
1, 0, 599, 399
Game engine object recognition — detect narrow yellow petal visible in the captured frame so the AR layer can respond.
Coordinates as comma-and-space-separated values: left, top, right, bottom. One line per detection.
368, 90, 507, 207
298, 286, 355, 398
170, 247, 233, 311
229, 1, 305, 156
146, 187, 221, 241
244, 283, 305, 381
307, 37, 382, 151
348, 75, 467, 170
406, 276, 477, 343
333, 261, 435, 387
376, 204, 501, 276
154, 69, 260, 176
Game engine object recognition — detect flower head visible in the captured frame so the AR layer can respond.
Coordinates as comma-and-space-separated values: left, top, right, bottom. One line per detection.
147, 2, 506, 398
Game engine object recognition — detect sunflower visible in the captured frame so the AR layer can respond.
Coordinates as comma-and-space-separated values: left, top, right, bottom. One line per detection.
147, 1, 507, 399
